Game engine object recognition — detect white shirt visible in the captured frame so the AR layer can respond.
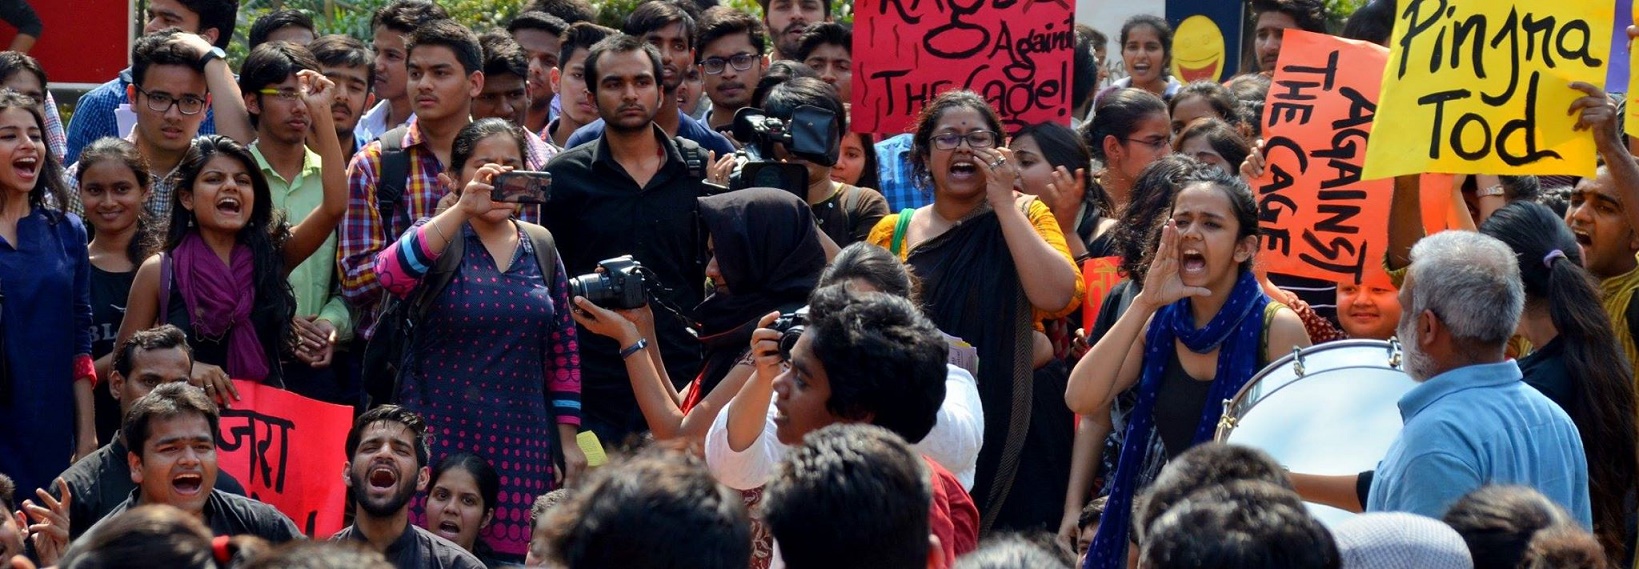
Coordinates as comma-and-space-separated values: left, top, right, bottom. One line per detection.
705, 363, 984, 491
354, 99, 399, 144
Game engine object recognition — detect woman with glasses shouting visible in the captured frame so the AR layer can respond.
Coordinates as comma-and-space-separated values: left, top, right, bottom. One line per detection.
867, 90, 1083, 533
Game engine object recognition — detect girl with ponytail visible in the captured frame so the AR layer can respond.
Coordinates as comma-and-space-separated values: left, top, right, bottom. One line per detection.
1479, 201, 1638, 562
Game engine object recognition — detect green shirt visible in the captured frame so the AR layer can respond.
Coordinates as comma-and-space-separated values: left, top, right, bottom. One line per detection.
251, 144, 353, 342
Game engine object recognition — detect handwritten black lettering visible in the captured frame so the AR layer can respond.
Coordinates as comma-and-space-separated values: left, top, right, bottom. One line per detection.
218, 408, 296, 493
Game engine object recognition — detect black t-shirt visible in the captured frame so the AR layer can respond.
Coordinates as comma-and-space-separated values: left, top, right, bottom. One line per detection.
542, 126, 707, 438
96, 488, 300, 543
332, 523, 485, 569
811, 184, 889, 247
1518, 338, 1580, 420
89, 265, 136, 443
56, 434, 247, 539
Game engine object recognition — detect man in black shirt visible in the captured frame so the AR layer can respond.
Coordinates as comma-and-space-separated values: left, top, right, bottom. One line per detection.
85, 383, 302, 544
53, 325, 247, 539
331, 406, 483, 569
543, 34, 706, 446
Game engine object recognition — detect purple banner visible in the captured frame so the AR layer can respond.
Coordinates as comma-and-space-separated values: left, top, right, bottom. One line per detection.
1612, 0, 1632, 90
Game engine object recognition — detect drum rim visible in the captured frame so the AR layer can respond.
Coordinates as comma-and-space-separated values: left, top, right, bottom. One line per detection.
1214, 339, 1403, 441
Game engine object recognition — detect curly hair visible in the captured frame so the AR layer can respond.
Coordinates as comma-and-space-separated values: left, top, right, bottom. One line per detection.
804, 284, 947, 443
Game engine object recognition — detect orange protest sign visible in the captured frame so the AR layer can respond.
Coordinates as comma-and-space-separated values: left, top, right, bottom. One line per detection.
216, 380, 353, 538
1081, 256, 1123, 333
1255, 31, 1405, 285
851, 0, 1074, 134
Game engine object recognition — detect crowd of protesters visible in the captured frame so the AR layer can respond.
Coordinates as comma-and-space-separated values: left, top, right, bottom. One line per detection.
0, 0, 1635, 567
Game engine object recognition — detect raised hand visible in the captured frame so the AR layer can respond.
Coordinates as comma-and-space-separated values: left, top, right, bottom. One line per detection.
22, 479, 70, 567
1138, 219, 1212, 309
297, 69, 337, 118
1041, 165, 1087, 229
976, 146, 1022, 209
1240, 139, 1267, 182
748, 312, 785, 383
1567, 81, 1619, 150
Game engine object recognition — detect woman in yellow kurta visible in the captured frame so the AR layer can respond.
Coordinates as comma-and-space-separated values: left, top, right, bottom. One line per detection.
867, 90, 1083, 532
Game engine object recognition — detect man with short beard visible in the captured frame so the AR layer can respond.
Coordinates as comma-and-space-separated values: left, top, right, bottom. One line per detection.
561, 1, 734, 156
332, 406, 483, 569
542, 34, 708, 447
309, 34, 377, 164
694, 7, 768, 133
1289, 231, 1590, 526
759, 0, 828, 61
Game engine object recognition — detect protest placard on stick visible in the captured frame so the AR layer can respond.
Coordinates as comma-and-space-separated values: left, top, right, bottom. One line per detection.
1255, 31, 1454, 286
852, 0, 1075, 135
1362, 0, 1611, 178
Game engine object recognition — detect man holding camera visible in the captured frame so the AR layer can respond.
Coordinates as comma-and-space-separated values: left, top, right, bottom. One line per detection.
542, 34, 708, 446
759, 78, 887, 247
705, 284, 980, 564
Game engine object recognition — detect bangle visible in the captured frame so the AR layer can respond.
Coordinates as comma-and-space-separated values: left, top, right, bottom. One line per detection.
427, 220, 450, 244
1477, 184, 1507, 198
619, 338, 649, 359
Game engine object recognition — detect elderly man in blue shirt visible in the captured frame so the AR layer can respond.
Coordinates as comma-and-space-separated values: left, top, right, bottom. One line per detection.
1290, 231, 1591, 527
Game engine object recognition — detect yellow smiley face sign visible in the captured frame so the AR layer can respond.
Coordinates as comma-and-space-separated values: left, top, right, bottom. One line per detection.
1171, 15, 1226, 82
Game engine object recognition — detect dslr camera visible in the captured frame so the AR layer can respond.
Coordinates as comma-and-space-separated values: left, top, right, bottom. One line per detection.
569, 256, 647, 310
769, 306, 808, 361
723, 105, 839, 199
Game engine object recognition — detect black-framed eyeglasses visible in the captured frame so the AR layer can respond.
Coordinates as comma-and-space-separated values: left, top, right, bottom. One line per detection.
135, 85, 207, 115
1123, 136, 1170, 151
702, 53, 757, 75
931, 130, 999, 150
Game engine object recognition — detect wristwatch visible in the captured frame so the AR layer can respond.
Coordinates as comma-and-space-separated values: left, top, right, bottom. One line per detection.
1477, 184, 1507, 198
619, 338, 649, 359
198, 46, 226, 70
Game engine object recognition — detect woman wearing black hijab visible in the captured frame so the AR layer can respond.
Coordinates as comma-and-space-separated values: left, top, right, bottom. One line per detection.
572, 187, 827, 443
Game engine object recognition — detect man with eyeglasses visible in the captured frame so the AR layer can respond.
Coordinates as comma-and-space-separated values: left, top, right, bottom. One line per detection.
562, 1, 735, 157
64, 0, 242, 165
695, 7, 768, 133
64, 29, 253, 220
236, 41, 356, 406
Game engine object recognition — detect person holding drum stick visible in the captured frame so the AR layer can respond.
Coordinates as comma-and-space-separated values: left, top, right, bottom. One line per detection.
1287, 231, 1591, 533
1065, 164, 1310, 566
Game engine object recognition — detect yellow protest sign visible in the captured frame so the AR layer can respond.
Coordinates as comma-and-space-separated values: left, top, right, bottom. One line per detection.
1362, 0, 1611, 179
1629, 4, 1639, 138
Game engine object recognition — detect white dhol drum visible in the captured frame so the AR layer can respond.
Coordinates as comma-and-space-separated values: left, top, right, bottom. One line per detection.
1214, 339, 1418, 527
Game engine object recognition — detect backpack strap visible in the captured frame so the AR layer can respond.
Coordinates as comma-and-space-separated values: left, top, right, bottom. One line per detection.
1260, 301, 1285, 366
519, 221, 559, 289
889, 208, 915, 256
674, 136, 708, 180
408, 226, 466, 324
518, 220, 567, 473
376, 126, 412, 237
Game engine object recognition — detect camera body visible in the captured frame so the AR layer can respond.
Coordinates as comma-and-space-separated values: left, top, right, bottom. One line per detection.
569, 256, 647, 309
770, 306, 808, 360
725, 105, 839, 199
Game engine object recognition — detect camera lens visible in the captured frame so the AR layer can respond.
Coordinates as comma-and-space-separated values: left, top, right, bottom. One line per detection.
778, 325, 804, 361
569, 273, 611, 305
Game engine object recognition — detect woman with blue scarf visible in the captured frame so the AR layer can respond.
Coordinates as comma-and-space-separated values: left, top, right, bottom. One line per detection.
1064, 165, 1311, 566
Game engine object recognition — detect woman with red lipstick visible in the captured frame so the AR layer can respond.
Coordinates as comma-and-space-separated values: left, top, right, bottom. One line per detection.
1066, 164, 1310, 566
866, 90, 1083, 531
114, 70, 347, 397
0, 89, 97, 501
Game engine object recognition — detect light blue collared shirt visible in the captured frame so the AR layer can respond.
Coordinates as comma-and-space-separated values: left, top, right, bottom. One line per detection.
1368, 360, 1591, 527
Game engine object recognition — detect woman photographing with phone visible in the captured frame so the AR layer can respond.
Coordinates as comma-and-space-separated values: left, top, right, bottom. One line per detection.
374, 118, 585, 564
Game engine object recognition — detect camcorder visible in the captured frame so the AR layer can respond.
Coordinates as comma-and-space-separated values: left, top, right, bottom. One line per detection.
770, 306, 808, 361
721, 105, 839, 199
569, 256, 648, 310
